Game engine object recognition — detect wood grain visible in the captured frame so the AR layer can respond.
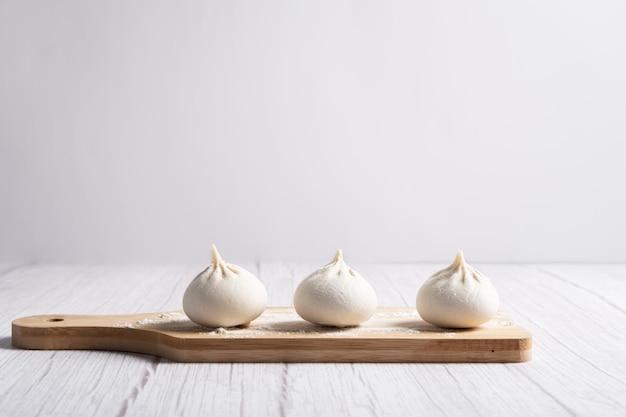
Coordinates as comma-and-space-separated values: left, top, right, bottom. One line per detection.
12, 307, 531, 363
2, 264, 626, 417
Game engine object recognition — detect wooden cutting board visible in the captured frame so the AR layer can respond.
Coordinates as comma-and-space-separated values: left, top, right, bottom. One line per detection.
12, 307, 532, 363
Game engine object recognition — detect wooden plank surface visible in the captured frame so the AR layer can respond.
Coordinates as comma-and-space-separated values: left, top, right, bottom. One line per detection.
1, 263, 626, 416
12, 307, 532, 363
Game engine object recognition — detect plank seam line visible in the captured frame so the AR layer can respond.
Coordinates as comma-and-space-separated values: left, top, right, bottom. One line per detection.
115, 356, 159, 417
534, 267, 626, 315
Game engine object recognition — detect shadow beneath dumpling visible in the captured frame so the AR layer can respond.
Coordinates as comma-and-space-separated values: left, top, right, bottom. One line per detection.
132, 315, 478, 336
410, 324, 476, 333
381, 319, 476, 333
137, 319, 251, 334
255, 320, 359, 334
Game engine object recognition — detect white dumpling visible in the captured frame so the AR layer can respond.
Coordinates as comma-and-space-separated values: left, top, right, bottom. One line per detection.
416, 251, 499, 328
183, 245, 267, 328
293, 250, 377, 327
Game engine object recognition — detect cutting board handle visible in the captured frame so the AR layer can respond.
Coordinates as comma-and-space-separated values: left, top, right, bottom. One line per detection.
12, 312, 170, 356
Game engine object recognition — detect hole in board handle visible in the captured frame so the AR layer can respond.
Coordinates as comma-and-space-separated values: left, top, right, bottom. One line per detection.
46, 318, 64, 322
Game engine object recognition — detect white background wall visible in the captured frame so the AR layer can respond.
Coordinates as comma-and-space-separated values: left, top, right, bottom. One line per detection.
1, 0, 625, 263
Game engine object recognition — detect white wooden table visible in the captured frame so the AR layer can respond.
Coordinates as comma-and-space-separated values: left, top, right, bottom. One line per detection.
1, 263, 625, 416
